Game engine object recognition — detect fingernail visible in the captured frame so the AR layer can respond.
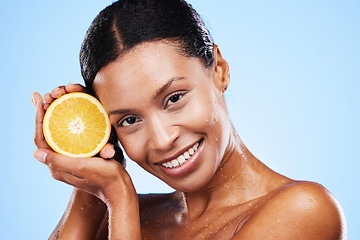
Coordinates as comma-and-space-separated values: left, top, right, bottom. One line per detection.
31, 93, 36, 108
33, 150, 47, 163
110, 145, 116, 156
31, 97, 35, 107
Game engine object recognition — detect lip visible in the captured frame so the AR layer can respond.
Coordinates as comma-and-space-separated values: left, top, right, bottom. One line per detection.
155, 139, 201, 165
157, 139, 203, 178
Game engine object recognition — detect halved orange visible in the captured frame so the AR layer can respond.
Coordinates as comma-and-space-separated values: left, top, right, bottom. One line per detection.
43, 92, 111, 158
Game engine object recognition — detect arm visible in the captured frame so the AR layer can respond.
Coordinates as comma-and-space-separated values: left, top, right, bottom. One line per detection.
105, 175, 141, 240
33, 86, 109, 239
49, 189, 107, 240
232, 182, 346, 240
33, 85, 141, 239
33, 149, 142, 240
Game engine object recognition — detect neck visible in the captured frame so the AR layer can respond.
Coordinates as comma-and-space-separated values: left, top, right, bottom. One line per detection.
181, 126, 283, 220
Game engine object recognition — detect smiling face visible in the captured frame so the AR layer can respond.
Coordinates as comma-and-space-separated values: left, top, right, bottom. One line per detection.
93, 41, 231, 192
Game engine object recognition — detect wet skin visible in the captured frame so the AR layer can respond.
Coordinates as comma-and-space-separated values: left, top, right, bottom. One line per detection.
92, 41, 346, 239
32, 41, 346, 239
93, 41, 231, 193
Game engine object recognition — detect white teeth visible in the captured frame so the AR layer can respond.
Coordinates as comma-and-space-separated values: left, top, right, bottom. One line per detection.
171, 159, 180, 167
178, 155, 186, 164
161, 141, 201, 168
194, 142, 199, 151
188, 148, 194, 155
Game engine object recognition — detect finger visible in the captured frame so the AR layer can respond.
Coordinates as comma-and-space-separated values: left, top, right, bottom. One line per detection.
45, 155, 100, 192
34, 149, 102, 178
44, 102, 50, 111
65, 83, 87, 93
31, 95, 35, 108
44, 93, 55, 104
32, 92, 43, 109
51, 169, 98, 195
48, 166, 66, 182
99, 143, 115, 159
33, 93, 50, 149
61, 172, 90, 188
50, 85, 67, 99
48, 165, 86, 187
109, 129, 126, 167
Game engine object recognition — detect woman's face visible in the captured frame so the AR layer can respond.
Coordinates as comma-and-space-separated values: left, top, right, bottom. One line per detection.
93, 41, 231, 192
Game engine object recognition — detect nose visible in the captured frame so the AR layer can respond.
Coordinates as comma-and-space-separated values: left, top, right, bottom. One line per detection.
147, 113, 180, 151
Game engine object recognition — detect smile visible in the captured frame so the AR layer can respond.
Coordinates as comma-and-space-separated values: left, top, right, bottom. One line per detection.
161, 141, 200, 168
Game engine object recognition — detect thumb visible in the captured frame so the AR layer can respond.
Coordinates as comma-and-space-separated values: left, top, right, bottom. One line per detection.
99, 143, 116, 159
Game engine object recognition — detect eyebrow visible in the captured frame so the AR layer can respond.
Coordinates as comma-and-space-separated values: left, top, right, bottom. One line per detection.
108, 76, 185, 117
154, 76, 185, 99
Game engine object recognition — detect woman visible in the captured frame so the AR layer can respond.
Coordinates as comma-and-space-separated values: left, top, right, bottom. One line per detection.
32, 0, 346, 239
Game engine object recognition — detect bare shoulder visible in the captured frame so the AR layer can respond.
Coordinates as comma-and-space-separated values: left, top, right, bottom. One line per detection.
138, 192, 184, 238
234, 181, 347, 240
138, 191, 183, 223
138, 191, 182, 210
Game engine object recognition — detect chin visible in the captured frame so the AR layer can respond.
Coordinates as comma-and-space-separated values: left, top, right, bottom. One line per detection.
170, 173, 215, 193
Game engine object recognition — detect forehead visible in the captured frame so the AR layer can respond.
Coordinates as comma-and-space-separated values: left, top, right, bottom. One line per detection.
93, 42, 209, 107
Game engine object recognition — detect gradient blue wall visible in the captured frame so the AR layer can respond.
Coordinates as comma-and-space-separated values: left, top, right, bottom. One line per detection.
1, 1, 358, 239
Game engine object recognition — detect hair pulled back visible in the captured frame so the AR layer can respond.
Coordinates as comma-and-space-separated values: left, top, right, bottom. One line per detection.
80, 0, 214, 92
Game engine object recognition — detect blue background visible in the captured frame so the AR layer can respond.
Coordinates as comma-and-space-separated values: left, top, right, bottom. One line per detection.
1, 0, 358, 239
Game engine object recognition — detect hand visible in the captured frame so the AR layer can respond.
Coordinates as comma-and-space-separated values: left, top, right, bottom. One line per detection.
32, 83, 130, 204
33, 146, 135, 206
43, 83, 87, 110
32, 83, 125, 166
32, 83, 87, 149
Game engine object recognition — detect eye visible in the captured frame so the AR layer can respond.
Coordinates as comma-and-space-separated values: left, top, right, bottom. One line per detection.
169, 94, 181, 103
119, 116, 138, 127
165, 91, 185, 108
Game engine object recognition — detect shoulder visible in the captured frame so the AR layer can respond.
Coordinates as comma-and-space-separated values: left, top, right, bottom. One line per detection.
138, 191, 183, 221
137, 192, 184, 238
234, 181, 347, 240
138, 191, 181, 209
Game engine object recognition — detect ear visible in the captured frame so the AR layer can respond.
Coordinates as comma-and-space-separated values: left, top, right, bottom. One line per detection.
212, 45, 230, 93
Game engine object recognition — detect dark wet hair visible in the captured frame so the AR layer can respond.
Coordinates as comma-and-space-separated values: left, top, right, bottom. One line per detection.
80, 0, 214, 93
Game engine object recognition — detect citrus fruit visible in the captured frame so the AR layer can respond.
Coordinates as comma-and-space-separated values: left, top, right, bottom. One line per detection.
43, 92, 111, 158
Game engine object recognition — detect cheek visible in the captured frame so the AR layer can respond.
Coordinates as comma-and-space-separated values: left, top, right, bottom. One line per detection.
182, 92, 224, 134
186, 92, 230, 157
177, 100, 215, 133
116, 131, 147, 164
